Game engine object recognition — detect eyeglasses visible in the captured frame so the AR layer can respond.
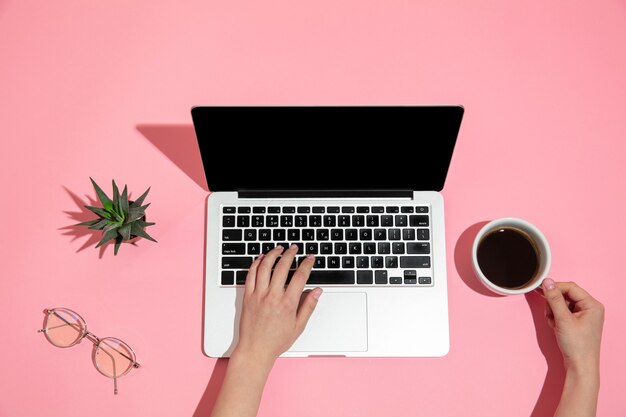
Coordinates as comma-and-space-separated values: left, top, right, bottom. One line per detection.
38, 308, 140, 394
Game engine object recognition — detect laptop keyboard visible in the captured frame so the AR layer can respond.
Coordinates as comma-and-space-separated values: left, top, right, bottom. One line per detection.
220, 205, 433, 286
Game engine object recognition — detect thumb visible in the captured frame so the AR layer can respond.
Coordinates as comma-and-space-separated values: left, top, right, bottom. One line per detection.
542, 278, 572, 323
296, 288, 323, 332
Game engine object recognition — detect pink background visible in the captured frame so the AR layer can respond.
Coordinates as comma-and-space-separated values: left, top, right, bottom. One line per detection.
1, 0, 625, 416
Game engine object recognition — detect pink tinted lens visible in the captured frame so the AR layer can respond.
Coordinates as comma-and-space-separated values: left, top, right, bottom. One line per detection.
44, 309, 85, 347
94, 338, 134, 378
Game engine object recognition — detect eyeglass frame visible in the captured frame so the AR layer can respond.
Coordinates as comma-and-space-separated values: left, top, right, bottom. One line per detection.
38, 307, 140, 395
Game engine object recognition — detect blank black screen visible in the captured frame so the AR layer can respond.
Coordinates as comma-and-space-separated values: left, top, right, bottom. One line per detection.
191, 106, 464, 192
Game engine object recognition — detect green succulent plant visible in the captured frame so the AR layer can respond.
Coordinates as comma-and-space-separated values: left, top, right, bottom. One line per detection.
77, 178, 157, 255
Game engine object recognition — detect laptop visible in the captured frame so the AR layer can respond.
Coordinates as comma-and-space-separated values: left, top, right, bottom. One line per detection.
192, 105, 464, 357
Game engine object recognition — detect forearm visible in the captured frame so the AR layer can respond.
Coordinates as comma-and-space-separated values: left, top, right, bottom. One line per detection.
210, 351, 275, 417
554, 364, 600, 417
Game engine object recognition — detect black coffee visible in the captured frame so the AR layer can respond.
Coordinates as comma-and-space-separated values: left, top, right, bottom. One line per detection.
477, 227, 540, 289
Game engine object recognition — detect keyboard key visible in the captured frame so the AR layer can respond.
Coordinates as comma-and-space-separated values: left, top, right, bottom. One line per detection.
419, 276, 432, 285
395, 215, 408, 227
417, 229, 430, 240
221, 271, 234, 285
276, 242, 290, 250
267, 216, 279, 227
410, 215, 429, 227
247, 243, 260, 254
386, 206, 399, 213
349, 243, 362, 254
306, 243, 318, 254
327, 206, 340, 213
389, 229, 401, 240
338, 215, 350, 227
352, 215, 365, 227
371, 256, 384, 268
222, 243, 245, 254
357, 256, 369, 268
273, 229, 286, 240
314, 257, 326, 269
222, 257, 253, 269
400, 256, 431, 268
293, 243, 304, 253
357, 207, 369, 213
253, 207, 266, 213
312, 207, 325, 213
357, 270, 373, 284
345, 229, 358, 240
407, 242, 430, 254
375, 270, 388, 284
238, 207, 251, 214
390, 276, 402, 284
283, 207, 295, 213
297, 207, 311, 213
385, 256, 398, 268
374, 229, 387, 240
364, 242, 376, 254
416, 206, 429, 213
342, 206, 355, 213
392, 242, 405, 254
236, 271, 248, 285
324, 215, 336, 227
404, 277, 417, 285
268, 207, 281, 213
331, 229, 344, 241
359, 229, 372, 240
262, 243, 274, 253
222, 230, 242, 241
320, 243, 333, 254
328, 257, 341, 268
288, 229, 300, 241
378, 242, 391, 254
222, 216, 235, 227
306, 270, 355, 285
342, 256, 355, 268
366, 215, 379, 227
316, 229, 329, 241
403, 228, 415, 240
223, 206, 236, 213
280, 216, 293, 227
295, 216, 307, 227
303, 229, 315, 241
371, 206, 384, 213
401, 207, 414, 213
381, 215, 393, 226
244, 230, 257, 241
310, 216, 322, 227
335, 243, 347, 254
251, 216, 264, 227
259, 229, 271, 241
237, 216, 250, 227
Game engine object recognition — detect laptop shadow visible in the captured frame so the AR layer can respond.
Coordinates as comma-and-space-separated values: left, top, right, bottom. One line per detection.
136, 124, 208, 191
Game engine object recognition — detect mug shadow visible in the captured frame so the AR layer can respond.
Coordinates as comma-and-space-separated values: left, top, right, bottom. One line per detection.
136, 124, 208, 191
526, 291, 565, 417
453, 221, 503, 297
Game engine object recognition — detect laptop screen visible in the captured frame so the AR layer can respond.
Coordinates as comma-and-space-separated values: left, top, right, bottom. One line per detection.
192, 106, 464, 192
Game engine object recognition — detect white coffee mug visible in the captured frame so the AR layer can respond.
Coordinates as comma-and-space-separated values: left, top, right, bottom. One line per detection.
471, 217, 551, 295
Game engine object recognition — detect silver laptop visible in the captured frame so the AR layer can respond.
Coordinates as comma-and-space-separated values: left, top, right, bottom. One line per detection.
192, 105, 464, 357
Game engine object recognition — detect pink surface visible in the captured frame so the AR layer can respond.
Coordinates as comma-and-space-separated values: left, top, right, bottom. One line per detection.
1, 1, 625, 415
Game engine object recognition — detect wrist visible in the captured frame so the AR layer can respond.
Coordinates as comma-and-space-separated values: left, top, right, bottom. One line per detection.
564, 360, 600, 391
230, 347, 276, 374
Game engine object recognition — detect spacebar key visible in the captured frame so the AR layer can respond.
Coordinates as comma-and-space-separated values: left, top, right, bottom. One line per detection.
222, 257, 253, 269
306, 270, 355, 285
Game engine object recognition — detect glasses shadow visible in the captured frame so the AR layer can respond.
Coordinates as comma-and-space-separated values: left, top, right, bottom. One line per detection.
136, 124, 208, 191
453, 221, 503, 297
525, 291, 566, 417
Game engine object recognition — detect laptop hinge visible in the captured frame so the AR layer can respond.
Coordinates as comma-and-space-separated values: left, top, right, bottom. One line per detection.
238, 189, 413, 199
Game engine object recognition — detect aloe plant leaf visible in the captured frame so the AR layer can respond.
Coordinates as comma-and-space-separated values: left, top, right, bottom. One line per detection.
85, 205, 112, 220
127, 204, 150, 222
75, 219, 99, 227
90, 178, 114, 212
103, 222, 120, 234
87, 218, 110, 230
112, 180, 121, 215
130, 187, 150, 208
113, 237, 122, 255
130, 222, 157, 242
140, 221, 156, 227
120, 185, 129, 215
95, 228, 119, 248
119, 224, 132, 241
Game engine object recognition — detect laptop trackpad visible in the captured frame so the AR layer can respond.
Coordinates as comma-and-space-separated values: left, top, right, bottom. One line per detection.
289, 292, 368, 353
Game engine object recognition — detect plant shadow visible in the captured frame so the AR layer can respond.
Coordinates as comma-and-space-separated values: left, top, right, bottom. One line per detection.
526, 291, 566, 417
136, 124, 208, 191
453, 221, 503, 297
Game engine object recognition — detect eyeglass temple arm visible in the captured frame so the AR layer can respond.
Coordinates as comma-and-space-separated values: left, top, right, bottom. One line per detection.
96, 346, 119, 395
